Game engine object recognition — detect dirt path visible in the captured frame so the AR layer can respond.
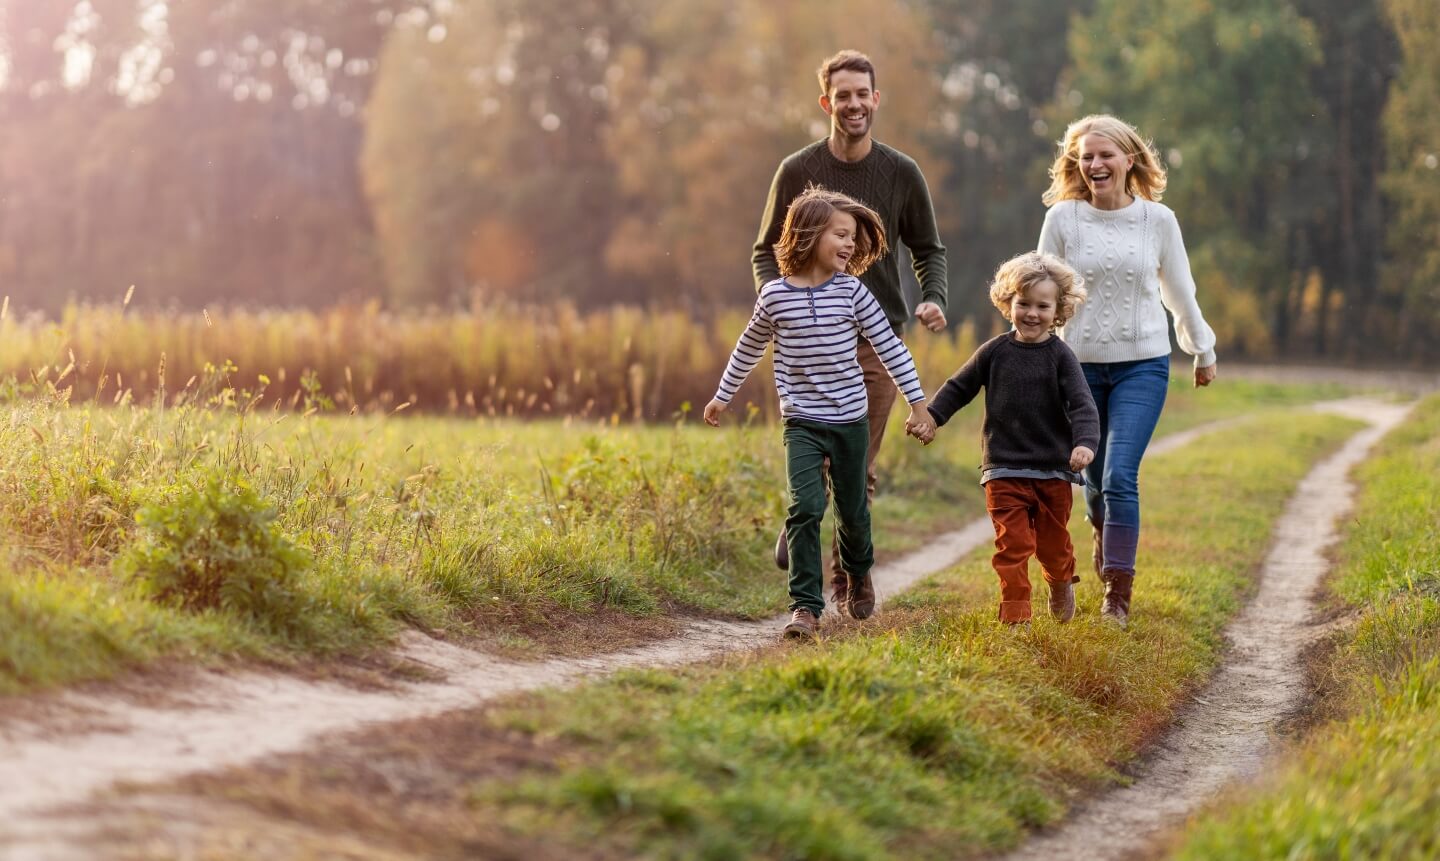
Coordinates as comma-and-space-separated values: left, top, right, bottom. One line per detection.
0, 416, 1238, 856
1001, 397, 1411, 861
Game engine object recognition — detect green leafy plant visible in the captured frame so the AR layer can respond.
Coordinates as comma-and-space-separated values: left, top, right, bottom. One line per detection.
122, 477, 313, 633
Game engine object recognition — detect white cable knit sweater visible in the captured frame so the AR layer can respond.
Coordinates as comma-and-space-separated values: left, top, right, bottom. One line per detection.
1039, 198, 1217, 368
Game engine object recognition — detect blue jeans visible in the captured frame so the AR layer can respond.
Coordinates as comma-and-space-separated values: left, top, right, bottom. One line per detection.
1081, 356, 1170, 576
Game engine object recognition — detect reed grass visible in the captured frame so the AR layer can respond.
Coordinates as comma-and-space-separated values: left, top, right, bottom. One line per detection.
0, 298, 981, 419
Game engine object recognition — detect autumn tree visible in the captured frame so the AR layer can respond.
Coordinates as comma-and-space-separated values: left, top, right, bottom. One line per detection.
1060, 0, 1326, 354
1378, 0, 1440, 356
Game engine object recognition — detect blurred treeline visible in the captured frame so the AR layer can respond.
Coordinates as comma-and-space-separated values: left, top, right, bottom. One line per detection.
1, 0, 1436, 360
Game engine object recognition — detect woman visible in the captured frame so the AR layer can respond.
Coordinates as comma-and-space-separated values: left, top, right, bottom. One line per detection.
1037, 114, 1217, 629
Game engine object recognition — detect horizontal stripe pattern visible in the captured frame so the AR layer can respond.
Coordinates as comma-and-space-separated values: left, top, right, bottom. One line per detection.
715, 274, 924, 423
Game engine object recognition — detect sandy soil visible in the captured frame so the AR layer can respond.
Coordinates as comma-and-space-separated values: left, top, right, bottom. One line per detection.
1000, 398, 1411, 861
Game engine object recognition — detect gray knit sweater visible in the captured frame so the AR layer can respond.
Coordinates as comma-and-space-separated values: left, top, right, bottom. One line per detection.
927, 333, 1100, 473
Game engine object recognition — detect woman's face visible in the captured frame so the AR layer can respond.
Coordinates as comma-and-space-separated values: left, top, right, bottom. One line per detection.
1077, 132, 1135, 200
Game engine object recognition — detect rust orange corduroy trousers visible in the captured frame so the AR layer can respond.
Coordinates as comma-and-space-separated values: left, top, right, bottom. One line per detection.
984, 477, 1078, 623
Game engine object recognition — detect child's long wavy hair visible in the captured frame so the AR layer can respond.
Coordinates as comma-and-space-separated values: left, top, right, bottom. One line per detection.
774, 186, 888, 277
1042, 114, 1167, 206
989, 251, 1086, 328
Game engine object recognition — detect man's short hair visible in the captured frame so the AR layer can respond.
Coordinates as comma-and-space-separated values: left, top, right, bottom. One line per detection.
817, 50, 875, 96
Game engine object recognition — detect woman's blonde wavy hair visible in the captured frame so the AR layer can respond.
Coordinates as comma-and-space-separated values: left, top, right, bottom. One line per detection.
1042, 114, 1167, 207
989, 251, 1086, 329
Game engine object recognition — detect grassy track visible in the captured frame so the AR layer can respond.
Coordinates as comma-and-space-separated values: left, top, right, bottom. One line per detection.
164, 408, 1359, 860
1167, 395, 1440, 861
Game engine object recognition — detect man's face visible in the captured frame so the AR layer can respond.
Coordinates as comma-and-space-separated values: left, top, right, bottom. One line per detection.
820, 69, 879, 141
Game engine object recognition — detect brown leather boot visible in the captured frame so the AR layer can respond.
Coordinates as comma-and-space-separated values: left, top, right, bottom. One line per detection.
829, 571, 851, 616
783, 608, 819, 641
1091, 523, 1104, 576
847, 573, 876, 620
1099, 570, 1133, 629
1048, 575, 1080, 622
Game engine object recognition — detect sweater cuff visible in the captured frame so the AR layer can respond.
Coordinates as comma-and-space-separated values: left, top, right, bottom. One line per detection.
1194, 349, 1217, 369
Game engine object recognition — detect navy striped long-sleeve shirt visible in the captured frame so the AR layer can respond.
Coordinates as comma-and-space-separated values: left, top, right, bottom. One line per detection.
714, 274, 926, 424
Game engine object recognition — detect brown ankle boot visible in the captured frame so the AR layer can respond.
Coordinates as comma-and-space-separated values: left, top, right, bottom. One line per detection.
847, 573, 875, 620
783, 608, 819, 640
1099, 570, 1133, 629
1048, 575, 1079, 622
829, 571, 851, 616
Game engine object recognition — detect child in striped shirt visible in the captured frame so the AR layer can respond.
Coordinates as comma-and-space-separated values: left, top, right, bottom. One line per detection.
704, 187, 933, 640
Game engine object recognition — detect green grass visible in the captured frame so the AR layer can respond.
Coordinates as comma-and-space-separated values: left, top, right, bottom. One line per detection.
0, 376, 1347, 694
1168, 395, 1440, 861
435, 410, 1360, 860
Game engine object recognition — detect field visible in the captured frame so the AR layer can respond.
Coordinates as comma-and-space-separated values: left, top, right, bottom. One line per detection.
134, 403, 1363, 859
0, 348, 1340, 694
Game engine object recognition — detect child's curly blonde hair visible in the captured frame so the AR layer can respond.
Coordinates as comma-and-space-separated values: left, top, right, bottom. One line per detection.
989, 251, 1086, 328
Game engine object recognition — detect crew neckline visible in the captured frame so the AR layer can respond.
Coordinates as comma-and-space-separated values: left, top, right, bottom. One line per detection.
1077, 196, 1145, 217
817, 139, 880, 170
782, 274, 840, 291
1006, 331, 1055, 347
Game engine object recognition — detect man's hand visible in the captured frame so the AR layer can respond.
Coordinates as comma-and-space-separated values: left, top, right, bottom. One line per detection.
703, 398, 727, 427
1194, 363, 1218, 388
915, 302, 947, 333
1069, 446, 1095, 471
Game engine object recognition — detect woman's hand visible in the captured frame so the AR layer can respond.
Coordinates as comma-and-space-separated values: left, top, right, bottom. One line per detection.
1194, 363, 1218, 388
703, 398, 727, 427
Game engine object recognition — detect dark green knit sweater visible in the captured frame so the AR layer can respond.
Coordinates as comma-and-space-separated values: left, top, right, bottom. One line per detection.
752, 139, 948, 335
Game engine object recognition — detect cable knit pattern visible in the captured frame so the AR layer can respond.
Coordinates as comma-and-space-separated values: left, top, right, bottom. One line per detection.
1039, 198, 1217, 368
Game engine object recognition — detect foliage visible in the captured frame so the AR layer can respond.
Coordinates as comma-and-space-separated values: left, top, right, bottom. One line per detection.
121, 477, 314, 632
362, 0, 944, 309
1379, 0, 1440, 359
3, 1, 1435, 358
1062, 0, 1327, 357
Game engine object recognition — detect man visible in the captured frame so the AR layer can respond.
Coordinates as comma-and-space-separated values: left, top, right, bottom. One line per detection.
752, 49, 949, 620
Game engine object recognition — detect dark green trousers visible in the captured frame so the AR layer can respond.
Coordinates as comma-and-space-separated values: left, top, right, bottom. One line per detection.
783, 417, 874, 617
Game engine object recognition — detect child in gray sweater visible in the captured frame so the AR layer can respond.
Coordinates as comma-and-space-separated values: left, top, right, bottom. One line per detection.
910, 251, 1099, 625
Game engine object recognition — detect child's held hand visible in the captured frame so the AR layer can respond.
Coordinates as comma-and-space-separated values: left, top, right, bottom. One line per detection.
702, 398, 727, 427
1069, 446, 1094, 470
905, 402, 936, 445
907, 420, 935, 445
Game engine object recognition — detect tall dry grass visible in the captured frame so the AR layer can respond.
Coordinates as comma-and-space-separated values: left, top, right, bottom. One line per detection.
0, 299, 979, 419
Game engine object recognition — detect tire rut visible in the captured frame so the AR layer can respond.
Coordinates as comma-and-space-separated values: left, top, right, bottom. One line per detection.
1001, 397, 1411, 861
